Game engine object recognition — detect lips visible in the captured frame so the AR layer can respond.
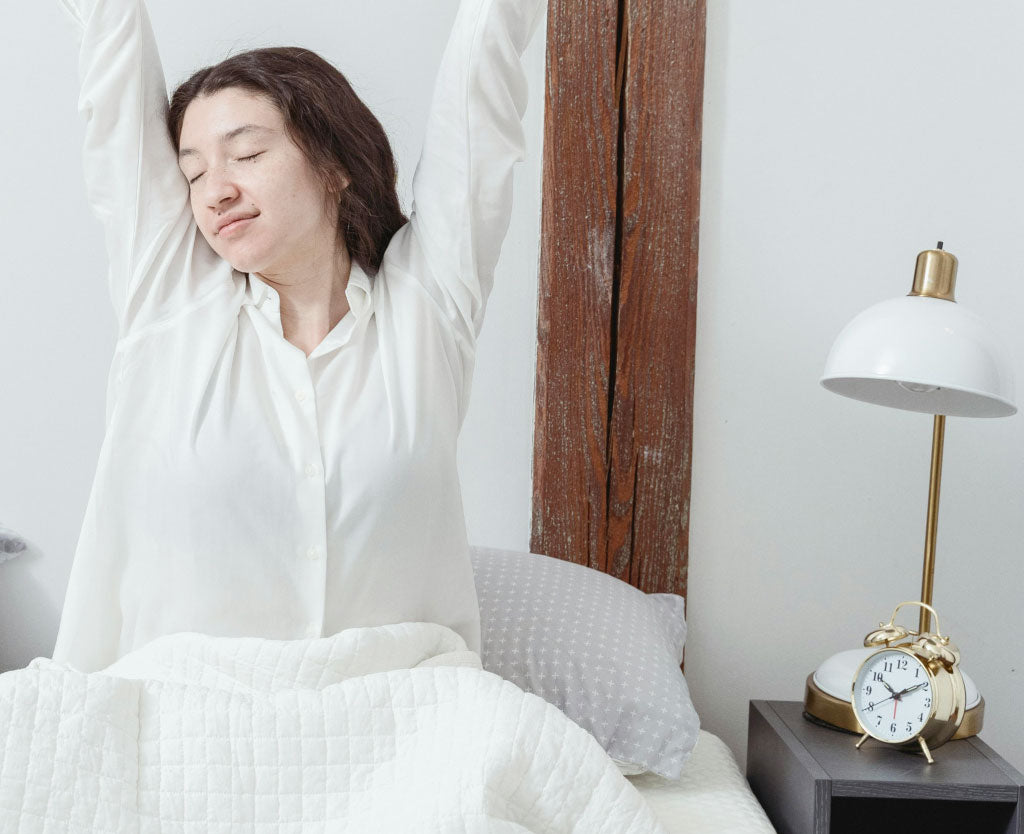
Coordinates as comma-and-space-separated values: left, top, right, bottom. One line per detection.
216, 212, 259, 235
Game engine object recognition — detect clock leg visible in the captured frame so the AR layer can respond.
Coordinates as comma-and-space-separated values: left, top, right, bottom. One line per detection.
855, 733, 871, 750
918, 736, 934, 764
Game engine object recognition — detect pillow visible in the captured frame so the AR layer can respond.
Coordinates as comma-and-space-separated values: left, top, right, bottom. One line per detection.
470, 545, 700, 779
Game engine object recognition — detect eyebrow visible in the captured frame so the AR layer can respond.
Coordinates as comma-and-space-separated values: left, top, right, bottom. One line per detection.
178, 124, 276, 160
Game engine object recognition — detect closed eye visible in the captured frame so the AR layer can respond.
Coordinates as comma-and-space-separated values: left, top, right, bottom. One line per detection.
186, 153, 264, 186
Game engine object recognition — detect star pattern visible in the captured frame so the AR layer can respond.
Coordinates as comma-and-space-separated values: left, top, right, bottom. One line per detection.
470, 546, 700, 780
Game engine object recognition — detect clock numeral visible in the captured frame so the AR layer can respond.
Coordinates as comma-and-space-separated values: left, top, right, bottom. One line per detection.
906, 722, 913, 733
872, 672, 884, 682
883, 662, 893, 673
876, 716, 883, 727
897, 659, 908, 670
924, 697, 931, 708
914, 667, 921, 678
890, 722, 897, 734
866, 701, 874, 712
918, 713, 924, 722
864, 685, 873, 695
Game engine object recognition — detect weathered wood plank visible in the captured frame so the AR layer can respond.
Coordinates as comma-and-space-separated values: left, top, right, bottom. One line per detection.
606, 0, 705, 594
532, 0, 705, 598
531, 0, 620, 570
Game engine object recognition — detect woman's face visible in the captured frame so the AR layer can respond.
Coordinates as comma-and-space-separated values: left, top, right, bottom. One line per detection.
177, 87, 347, 276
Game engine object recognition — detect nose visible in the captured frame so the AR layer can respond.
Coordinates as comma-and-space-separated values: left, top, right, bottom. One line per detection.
204, 165, 240, 209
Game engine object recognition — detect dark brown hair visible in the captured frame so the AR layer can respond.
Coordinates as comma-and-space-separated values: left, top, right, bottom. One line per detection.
168, 47, 407, 276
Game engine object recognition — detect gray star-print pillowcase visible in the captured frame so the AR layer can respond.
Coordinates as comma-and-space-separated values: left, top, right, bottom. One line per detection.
470, 545, 700, 779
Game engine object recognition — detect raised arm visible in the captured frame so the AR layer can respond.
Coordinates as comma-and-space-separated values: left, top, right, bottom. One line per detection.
401, 0, 547, 342
59, 0, 220, 337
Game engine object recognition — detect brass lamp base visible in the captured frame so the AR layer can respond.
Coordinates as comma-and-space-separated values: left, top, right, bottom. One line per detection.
804, 673, 985, 740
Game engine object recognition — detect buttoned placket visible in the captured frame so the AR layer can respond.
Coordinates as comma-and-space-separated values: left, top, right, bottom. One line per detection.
259, 282, 328, 641
296, 372, 327, 641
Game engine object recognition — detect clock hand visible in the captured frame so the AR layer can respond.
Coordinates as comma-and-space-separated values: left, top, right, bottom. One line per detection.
896, 682, 927, 698
879, 678, 897, 696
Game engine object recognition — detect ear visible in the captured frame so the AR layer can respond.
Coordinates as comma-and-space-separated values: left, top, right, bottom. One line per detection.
329, 167, 351, 194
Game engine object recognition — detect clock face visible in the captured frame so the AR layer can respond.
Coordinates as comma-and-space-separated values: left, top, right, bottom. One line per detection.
853, 649, 933, 743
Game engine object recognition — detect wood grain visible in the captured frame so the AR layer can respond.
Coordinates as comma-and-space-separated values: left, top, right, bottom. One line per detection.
531, 0, 620, 570
532, 0, 706, 598
606, 0, 705, 593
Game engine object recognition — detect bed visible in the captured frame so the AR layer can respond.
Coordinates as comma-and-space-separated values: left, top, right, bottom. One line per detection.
0, 544, 774, 832
629, 733, 775, 833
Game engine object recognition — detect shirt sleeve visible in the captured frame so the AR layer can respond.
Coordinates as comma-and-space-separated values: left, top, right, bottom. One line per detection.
59, 0, 228, 338
400, 0, 547, 346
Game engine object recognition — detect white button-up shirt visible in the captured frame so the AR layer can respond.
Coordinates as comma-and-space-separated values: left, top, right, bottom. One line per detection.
51, 0, 546, 672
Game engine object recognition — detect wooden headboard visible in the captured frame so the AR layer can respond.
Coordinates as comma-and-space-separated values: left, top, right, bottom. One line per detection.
530, 0, 706, 599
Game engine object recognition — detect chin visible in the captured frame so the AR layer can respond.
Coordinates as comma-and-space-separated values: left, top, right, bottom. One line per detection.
219, 242, 274, 276
226, 255, 262, 275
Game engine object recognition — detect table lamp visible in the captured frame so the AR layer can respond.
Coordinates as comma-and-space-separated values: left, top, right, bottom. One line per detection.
803, 243, 1017, 737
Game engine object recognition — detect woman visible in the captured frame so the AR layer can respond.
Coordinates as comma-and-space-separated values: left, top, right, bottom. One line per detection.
51, 0, 546, 672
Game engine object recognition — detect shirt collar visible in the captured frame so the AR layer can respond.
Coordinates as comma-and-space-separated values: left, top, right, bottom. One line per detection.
245, 261, 374, 322
245, 262, 374, 356
344, 261, 373, 321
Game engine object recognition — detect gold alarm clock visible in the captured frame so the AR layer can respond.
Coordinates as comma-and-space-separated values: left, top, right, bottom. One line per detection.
851, 601, 967, 764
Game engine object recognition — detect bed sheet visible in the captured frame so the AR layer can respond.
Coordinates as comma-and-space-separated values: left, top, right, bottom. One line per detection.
628, 731, 776, 834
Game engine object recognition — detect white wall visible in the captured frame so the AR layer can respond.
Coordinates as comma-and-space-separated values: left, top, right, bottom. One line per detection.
688, 1, 1024, 773
0, 2, 543, 669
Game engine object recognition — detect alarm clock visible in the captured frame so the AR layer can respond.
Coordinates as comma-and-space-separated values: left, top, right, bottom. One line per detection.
851, 601, 967, 764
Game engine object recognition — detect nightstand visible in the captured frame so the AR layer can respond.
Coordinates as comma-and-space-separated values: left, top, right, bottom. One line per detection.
747, 700, 1023, 834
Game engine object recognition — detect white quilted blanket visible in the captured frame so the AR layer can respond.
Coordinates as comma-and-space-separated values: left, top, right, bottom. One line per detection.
0, 623, 667, 833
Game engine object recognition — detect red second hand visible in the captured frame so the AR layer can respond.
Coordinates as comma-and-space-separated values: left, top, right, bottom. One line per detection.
893, 697, 898, 720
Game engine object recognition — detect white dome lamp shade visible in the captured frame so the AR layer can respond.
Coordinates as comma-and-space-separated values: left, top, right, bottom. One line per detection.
821, 245, 1015, 417
804, 244, 1017, 740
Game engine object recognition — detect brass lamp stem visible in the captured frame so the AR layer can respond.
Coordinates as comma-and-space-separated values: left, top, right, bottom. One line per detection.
919, 414, 945, 633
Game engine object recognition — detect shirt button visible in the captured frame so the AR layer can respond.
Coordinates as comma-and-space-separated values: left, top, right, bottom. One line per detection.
306, 545, 321, 561
304, 463, 319, 478
295, 389, 308, 402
